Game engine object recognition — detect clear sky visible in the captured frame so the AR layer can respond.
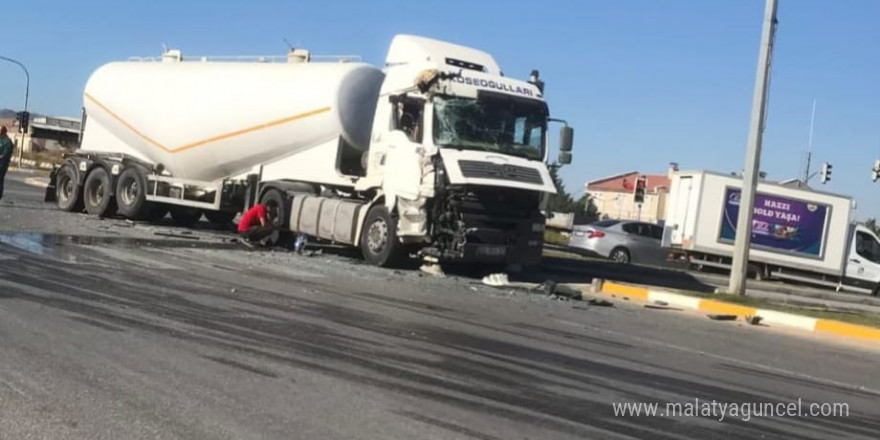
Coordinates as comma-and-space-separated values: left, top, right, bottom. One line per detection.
2, 1, 878, 219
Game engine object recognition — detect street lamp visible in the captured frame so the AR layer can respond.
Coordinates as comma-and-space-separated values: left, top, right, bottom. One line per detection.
0, 55, 30, 167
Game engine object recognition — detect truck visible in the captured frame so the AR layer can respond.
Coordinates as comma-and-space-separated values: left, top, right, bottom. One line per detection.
45, 35, 574, 268
662, 170, 880, 295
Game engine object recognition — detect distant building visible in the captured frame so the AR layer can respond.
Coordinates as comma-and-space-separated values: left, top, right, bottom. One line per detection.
585, 164, 677, 224
12, 115, 82, 153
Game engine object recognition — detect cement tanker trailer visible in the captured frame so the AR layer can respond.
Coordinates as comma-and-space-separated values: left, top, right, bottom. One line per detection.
47, 35, 576, 268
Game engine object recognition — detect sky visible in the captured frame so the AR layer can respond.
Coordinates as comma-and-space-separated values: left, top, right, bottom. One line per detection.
2, 0, 879, 218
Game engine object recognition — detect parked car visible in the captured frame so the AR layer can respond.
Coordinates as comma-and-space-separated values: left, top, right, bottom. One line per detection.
568, 220, 665, 264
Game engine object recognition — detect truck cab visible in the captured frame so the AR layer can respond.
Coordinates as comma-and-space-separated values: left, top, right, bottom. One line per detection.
350, 36, 569, 266
845, 224, 880, 294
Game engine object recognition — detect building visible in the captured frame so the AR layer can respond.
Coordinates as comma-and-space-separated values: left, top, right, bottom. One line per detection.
584, 165, 677, 224
13, 115, 82, 153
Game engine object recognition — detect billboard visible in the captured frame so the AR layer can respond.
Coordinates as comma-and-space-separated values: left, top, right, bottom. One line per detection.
719, 187, 830, 257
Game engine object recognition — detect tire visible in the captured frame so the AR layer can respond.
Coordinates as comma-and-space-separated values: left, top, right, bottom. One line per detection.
360, 205, 402, 267
609, 247, 631, 264
204, 210, 238, 225
169, 206, 202, 227
259, 188, 289, 247
115, 167, 154, 220
55, 164, 83, 212
83, 167, 117, 217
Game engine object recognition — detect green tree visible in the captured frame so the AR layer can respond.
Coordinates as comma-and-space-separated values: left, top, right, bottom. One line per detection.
546, 164, 575, 212
864, 218, 879, 235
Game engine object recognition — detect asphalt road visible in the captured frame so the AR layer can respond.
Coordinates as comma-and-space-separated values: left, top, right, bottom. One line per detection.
2, 170, 880, 439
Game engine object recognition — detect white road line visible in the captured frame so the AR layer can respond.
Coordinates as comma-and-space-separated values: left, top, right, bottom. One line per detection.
24, 177, 49, 188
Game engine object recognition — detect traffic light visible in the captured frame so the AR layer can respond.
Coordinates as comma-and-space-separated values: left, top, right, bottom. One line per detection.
633, 175, 647, 204
872, 159, 880, 182
820, 162, 832, 184
17, 111, 30, 133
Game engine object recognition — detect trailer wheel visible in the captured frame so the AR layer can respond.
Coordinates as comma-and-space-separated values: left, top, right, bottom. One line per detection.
115, 167, 154, 220
83, 167, 118, 218
205, 210, 237, 226
360, 205, 402, 267
169, 206, 202, 227
55, 164, 83, 212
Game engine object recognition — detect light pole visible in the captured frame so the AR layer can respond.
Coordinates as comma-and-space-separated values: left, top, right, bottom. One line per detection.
0, 55, 30, 167
728, 0, 778, 296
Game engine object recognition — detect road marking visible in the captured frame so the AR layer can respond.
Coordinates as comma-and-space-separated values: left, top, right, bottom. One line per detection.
24, 177, 48, 188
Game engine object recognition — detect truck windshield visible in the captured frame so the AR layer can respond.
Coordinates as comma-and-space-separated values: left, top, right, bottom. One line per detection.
432, 92, 548, 161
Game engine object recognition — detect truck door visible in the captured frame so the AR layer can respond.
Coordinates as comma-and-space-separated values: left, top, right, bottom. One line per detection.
845, 229, 880, 285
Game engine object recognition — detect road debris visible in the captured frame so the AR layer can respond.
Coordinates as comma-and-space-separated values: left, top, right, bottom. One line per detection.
745, 315, 764, 325
707, 314, 738, 321
419, 263, 445, 277
539, 280, 583, 300
587, 298, 614, 307
482, 273, 509, 287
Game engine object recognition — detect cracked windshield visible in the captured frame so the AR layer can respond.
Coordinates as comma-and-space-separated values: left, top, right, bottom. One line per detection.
433, 93, 547, 161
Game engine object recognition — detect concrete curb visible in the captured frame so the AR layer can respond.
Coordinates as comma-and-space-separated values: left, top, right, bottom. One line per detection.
593, 280, 880, 343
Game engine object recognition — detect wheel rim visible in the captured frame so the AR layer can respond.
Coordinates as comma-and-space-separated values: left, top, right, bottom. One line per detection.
366, 218, 388, 253
120, 177, 139, 206
87, 179, 105, 207
57, 173, 72, 203
613, 250, 628, 263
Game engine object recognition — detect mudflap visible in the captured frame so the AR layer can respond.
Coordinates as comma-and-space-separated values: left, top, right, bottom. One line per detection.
44, 167, 57, 203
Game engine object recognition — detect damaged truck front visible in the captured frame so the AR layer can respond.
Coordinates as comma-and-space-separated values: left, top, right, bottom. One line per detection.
365, 37, 574, 268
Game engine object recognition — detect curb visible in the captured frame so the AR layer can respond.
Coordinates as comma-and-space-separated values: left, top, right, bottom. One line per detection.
595, 280, 880, 342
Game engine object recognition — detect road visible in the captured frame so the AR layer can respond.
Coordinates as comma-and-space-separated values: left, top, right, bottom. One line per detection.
2, 169, 880, 439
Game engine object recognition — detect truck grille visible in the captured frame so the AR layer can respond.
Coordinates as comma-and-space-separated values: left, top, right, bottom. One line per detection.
458, 160, 543, 185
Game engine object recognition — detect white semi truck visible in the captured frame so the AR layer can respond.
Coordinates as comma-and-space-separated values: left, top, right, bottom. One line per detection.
46, 35, 574, 267
662, 170, 880, 295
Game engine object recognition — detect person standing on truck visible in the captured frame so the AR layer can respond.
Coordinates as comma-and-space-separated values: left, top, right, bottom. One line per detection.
237, 203, 277, 247
0, 126, 13, 202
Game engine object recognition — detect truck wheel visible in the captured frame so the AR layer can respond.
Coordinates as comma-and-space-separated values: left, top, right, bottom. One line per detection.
169, 206, 202, 227
205, 210, 237, 226
259, 188, 289, 246
609, 247, 631, 264
55, 164, 83, 212
115, 167, 153, 220
360, 205, 402, 267
83, 167, 118, 218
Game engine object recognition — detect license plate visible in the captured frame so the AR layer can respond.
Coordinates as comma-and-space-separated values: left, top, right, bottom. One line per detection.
476, 246, 507, 257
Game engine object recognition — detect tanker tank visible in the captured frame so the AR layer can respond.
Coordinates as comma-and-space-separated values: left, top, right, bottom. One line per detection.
81, 59, 385, 182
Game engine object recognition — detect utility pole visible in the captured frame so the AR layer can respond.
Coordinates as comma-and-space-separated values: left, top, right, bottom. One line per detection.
729, 0, 778, 296
0, 55, 30, 167
803, 99, 816, 183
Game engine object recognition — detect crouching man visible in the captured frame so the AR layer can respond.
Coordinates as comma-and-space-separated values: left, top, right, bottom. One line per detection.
237, 203, 276, 247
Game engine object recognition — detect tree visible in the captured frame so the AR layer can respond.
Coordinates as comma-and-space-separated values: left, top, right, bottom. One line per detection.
546, 164, 575, 212
864, 218, 879, 235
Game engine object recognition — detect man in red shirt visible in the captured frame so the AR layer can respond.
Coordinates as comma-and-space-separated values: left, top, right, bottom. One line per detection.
237, 203, 276, 247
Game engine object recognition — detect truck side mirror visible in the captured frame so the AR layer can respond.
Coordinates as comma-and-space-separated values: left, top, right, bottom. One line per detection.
558, 151, 572, 165
559, 126, 573, 152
